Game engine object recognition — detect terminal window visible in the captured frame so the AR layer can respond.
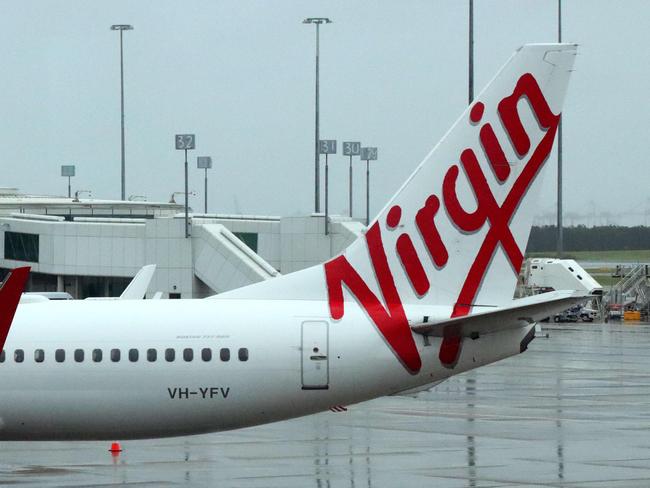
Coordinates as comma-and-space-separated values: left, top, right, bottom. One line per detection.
234, 232, 258, 253
4, 231, 39, 262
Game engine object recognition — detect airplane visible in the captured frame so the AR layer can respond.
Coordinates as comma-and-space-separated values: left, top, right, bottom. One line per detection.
0, 43, 583, 441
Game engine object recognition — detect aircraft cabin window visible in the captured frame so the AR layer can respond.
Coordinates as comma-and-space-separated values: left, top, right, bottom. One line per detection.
74, 349, 84, 363
111, 349, 121, 362
165, 348, 175, 362
92, 349, 102, 362
147, 348, 157, 362
201, 348, 212, 362
238, 348, 249, 362
220, 348, 230, 362
183, 348, 193, 362
55, 349, 65, 363
0, 350, 4, 362
14, 349, 24, 363
34, 349, 44, 363
129, 349, 139, 362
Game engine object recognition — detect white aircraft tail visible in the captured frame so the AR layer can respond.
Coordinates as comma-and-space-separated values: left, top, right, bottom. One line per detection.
221, 44, 577, 372
120, 264, 156, 300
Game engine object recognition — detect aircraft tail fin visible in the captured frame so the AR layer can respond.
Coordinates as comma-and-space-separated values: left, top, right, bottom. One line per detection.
0, 267, 31, 352
325, 44, 577, 317
120, 264, 156, 300
219, 44, 578, 372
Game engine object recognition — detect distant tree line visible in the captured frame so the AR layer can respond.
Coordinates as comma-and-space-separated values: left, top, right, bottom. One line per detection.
526, 225, 650, 252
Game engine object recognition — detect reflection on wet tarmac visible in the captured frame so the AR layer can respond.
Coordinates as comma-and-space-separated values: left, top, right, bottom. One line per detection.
2, 322, 650, 487
466, 376, 476, 488
557, 375, 565, 482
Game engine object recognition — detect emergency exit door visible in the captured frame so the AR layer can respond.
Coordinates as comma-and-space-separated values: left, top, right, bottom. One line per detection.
301, 321, 329, 390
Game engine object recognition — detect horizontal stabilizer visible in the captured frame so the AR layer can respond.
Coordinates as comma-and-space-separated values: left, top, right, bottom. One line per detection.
411, 291, 590, 338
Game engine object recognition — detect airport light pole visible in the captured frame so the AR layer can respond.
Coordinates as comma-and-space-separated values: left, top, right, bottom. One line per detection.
197, 156, 212, 214
557, 0, 564, 258
361, 147, 378, 226
343, 142, 361, 217
303, 17, 332, 214
61, 165, 75, 198
175, 134, 196, 238
110, 24, 133, 201
468, 0, 474, 104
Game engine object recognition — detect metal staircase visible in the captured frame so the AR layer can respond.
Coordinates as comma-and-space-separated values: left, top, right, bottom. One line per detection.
609, 264, 649, 306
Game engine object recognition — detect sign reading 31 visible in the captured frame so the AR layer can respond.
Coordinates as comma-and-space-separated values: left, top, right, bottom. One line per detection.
319, 140, 337, 155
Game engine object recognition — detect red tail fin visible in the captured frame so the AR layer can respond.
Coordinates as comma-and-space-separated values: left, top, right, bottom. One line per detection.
0, 267, 30, 353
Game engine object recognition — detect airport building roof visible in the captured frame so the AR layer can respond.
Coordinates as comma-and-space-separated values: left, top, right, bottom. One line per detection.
0, 188, 184, 219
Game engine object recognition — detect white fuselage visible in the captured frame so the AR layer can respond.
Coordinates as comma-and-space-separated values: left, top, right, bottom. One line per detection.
0, 298, 531, 440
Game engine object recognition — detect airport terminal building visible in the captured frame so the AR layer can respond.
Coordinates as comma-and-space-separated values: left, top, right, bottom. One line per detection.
0, 189, 362, 299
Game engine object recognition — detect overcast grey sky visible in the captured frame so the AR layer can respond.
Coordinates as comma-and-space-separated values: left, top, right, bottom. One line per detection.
0, 0, 648, 225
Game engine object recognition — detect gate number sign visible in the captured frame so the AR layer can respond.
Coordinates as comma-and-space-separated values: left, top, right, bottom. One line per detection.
361, 147, 378, 160
61, 165, 75, 177
319, 140, 337, 154
343, 141, 361, 156
175, 134, 196, 150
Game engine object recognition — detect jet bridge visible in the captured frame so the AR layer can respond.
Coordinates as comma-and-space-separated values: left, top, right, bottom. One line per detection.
192, 223, 280, 294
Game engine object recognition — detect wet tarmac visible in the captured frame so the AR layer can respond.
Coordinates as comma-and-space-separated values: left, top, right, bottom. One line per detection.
2, 321, 650, 487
